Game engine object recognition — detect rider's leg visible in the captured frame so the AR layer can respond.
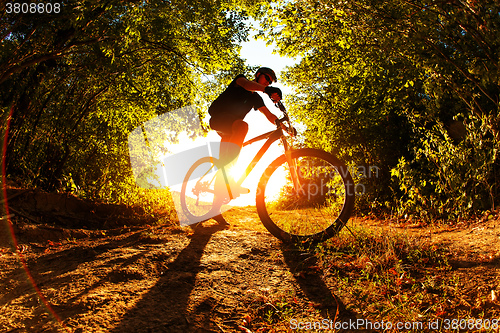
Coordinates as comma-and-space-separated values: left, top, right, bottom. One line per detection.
217, 120, 249, 199
219, 120, 248, 166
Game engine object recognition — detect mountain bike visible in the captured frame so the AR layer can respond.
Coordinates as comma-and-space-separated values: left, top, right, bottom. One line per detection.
180, 101, 355, 243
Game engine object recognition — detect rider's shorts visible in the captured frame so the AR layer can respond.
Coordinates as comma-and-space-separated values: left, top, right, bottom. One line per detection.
209, 114, 242, 138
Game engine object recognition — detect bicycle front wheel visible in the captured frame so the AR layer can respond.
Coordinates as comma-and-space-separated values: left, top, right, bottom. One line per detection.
256, 148, 354, 243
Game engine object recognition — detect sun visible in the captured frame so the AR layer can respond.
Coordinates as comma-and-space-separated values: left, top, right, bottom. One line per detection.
222, 119, 289, 206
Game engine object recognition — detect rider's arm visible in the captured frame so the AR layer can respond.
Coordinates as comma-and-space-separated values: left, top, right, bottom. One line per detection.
258, 106, 278, 124
259, 106, 288, 132
236, 77, 282, 102
235, 76, 266, 92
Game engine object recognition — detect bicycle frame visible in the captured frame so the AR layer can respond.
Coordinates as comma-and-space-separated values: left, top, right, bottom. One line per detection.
233, 115, 302, 194
194, 102, 301, 199
189, 121, 287, 199
234, 124, 285, 186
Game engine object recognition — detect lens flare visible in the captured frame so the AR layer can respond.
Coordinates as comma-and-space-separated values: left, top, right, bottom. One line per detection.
2, 105, 69, 332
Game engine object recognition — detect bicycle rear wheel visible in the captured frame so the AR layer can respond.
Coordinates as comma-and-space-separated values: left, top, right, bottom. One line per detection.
256, 148, 354, 243
180, 156, 222, 224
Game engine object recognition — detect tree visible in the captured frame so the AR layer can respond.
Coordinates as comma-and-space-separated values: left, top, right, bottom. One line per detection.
1, 0, 266, 202
261, 0, 500, 218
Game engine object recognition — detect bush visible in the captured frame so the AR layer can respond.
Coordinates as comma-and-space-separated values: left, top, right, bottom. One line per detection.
391, 115, 499, 221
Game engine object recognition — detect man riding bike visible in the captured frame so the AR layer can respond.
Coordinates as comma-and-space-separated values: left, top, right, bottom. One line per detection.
208, 67, 283, 201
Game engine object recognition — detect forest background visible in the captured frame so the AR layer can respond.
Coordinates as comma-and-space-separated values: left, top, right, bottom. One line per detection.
1, 0, 499, 223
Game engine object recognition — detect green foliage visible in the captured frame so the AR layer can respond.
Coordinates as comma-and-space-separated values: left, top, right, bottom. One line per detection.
260, 0, 419, 211
3, 0, 500, 221
0, 0, 266, 205
261, 0, 500, 220
392, 114, 499, 220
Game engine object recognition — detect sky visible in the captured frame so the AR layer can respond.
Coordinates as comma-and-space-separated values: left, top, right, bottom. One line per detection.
239, 37, 297, 96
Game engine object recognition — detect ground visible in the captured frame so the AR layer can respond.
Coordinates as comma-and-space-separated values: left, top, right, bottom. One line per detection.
1, 190, 499, 332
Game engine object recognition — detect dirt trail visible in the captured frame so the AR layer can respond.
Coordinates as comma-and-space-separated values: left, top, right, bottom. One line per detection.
1, 195, 499, 332
0, 213, 353, 333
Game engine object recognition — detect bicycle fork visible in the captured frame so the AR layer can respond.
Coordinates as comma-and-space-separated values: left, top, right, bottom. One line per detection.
282, 139, 302, 193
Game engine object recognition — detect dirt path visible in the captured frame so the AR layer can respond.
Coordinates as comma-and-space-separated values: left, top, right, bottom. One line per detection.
1, 205, 499, 332
0, 207, 350, 333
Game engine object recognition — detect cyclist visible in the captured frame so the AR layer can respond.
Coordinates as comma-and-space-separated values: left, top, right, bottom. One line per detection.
209, 67, 282, 200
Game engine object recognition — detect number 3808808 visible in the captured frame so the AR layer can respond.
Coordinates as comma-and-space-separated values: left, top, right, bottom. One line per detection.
6, 3, 61, 14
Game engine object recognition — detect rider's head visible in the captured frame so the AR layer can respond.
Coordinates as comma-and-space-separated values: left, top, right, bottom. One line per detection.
255, 67, 277, 86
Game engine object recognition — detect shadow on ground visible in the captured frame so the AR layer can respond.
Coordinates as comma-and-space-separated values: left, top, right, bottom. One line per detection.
281, 243, 357, 323
107, 224, 224, 333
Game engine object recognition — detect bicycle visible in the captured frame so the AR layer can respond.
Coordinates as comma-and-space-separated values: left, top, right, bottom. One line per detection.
180, 101, 355, 243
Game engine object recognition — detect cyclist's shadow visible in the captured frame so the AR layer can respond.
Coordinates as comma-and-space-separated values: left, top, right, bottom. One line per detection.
108, 221, 226, 333
281, 243, 357, 321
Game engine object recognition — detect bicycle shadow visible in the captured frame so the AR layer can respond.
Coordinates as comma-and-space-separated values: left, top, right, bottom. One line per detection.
280, 243, 357, 322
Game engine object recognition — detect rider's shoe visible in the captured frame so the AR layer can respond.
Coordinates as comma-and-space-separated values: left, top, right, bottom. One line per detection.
219, 185, 249, 203
231, 184, 250, 198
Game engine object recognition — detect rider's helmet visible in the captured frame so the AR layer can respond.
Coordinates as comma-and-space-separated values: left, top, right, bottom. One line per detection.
256, 67, 277, 83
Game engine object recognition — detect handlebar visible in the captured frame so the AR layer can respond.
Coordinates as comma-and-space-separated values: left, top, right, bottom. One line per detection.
275, 101, 287, 112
